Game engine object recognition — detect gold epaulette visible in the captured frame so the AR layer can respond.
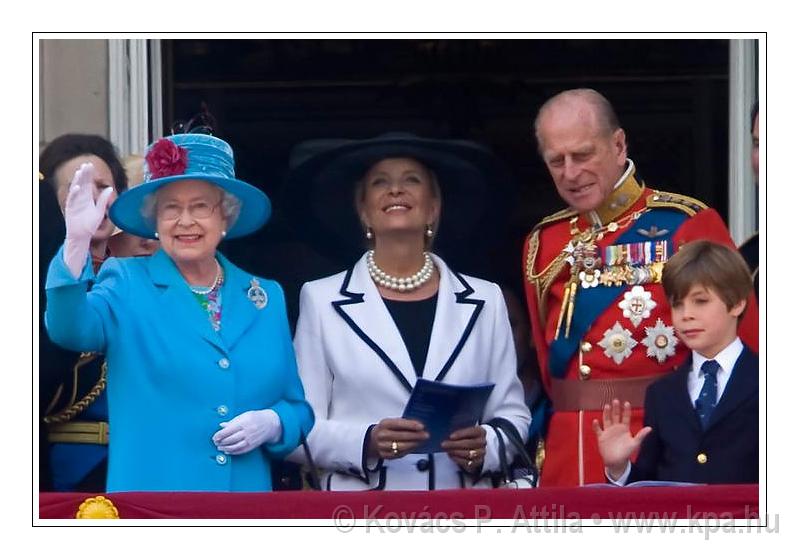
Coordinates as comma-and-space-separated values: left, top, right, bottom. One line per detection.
646, 190, 708, 217
531, 207, 578, 233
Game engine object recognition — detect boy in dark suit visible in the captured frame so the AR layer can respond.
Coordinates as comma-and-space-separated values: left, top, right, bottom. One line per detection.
593, 240, 758, 484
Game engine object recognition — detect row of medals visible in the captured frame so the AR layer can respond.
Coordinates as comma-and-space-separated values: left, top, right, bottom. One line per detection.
556, 222, 679, 367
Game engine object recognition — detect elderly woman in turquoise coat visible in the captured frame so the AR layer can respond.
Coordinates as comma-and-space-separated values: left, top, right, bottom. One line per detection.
45, 133, 314, 492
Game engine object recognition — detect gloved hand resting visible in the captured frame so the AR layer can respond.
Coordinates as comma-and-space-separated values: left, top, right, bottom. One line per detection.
212, 409, 283, 455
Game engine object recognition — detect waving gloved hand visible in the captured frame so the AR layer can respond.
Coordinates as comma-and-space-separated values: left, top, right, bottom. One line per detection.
63, 162, 115, 278
212, 409, 283, 455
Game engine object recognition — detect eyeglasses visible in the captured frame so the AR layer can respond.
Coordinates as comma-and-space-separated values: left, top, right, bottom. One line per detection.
158, 200, 222, 221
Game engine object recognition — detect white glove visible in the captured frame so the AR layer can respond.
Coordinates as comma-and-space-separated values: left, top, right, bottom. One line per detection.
212, 409, 283, 455
63, 162, 114, 278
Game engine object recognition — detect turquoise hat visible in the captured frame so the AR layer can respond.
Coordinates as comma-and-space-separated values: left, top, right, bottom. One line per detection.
109, 134, 271, 239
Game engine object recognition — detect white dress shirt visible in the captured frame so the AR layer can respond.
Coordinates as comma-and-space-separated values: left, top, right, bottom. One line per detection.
686, 337, 742, 404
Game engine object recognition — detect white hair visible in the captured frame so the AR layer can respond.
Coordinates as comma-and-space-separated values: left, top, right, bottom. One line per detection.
141, 185, 241, 231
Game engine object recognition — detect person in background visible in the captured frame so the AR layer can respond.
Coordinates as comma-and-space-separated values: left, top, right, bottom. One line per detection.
739, 102, 759, 298
39, 134, 127, 491
522, 88, 759, 486
40, 134, 127, 270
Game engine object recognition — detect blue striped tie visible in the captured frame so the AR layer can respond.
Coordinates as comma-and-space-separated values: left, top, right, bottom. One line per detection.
695, 360, 720, 430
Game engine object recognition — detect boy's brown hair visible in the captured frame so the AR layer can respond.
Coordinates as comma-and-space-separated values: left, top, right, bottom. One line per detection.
662, 240, 753, 313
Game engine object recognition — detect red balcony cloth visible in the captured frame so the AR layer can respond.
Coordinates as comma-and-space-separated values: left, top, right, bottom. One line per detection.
39, 485, 758, 520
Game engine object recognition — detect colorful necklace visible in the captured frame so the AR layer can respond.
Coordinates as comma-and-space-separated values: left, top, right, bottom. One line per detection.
189, 260, 223, 295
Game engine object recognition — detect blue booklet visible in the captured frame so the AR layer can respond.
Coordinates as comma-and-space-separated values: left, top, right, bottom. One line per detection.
402, 379, 495, 454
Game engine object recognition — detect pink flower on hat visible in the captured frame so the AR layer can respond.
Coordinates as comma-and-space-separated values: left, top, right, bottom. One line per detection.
146, 138, 188, 179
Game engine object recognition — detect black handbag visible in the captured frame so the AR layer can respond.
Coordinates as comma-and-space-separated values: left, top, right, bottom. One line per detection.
487, 418, 538, 488
271, 431, 321, 491
300, 432, 322, 490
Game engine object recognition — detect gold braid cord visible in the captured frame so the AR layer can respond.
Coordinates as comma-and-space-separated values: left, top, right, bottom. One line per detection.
43, 356, 107, 425
525, 209, 577, 296
525, 229, 541, 287
526, 229, 572, 325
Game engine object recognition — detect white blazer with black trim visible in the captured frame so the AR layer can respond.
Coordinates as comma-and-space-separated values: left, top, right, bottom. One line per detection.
288, 252, 531, 491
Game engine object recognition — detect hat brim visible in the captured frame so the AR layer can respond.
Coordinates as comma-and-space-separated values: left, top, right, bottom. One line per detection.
283, 136, 513, 261
109, 175, 271, 240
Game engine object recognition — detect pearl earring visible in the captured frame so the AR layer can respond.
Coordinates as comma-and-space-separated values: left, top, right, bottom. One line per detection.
425, 224, 434, 238
154, 232, 159, 239
365, 228, 373, 240
221, 230, 227, 237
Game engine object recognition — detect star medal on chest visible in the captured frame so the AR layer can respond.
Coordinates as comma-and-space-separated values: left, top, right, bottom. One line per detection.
641, 318, 679, 363
599, 321, 638, 365
248, 278, 268, 310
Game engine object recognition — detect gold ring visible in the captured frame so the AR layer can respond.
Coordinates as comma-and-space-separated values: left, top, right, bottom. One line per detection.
468, 449, 477, 459
391, 441, 399, 455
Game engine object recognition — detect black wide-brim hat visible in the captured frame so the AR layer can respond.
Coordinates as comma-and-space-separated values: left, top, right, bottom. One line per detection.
283, 132, 514, 261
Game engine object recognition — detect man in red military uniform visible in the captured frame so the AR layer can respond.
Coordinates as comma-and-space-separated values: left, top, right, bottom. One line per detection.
523, 89, 758, 487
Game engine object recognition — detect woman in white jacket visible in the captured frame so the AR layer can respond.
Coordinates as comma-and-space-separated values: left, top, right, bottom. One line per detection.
287, 133, 531, 490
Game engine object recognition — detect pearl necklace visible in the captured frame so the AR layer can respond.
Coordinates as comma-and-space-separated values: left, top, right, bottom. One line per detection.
367, 250, 435, 292
189, 260, 223, 295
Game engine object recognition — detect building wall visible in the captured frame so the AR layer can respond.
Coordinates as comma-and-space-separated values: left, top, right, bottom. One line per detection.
39, 39, 109, 148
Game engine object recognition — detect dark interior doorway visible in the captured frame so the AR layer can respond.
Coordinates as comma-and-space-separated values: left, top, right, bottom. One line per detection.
162, 38, 730, 325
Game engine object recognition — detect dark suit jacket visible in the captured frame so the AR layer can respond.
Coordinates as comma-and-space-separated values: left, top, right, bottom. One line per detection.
39, 180, 71, 490
630, 346, 758, 484
39, 180, 109, 491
